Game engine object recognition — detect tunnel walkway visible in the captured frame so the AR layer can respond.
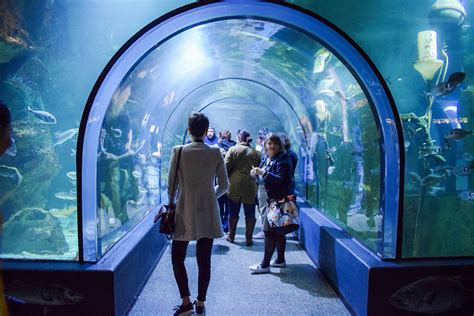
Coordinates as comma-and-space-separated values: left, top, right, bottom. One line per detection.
129, 219, 350, 316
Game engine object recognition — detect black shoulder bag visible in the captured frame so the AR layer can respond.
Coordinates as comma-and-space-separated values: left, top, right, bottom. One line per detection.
154, 146, 183, 238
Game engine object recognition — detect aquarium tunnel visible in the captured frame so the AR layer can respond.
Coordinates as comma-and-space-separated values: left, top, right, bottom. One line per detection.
1, 1, 474, 315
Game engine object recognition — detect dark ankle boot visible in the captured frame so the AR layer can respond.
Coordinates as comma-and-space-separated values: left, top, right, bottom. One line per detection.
245, 218, 257, 246
227, 217, 239, 243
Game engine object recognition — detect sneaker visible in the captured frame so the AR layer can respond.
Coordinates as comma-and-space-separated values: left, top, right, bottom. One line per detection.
173, 303, 193, 316
253, 231, 265, 239
270, 260, 286, 268
194, 301, 205, 315
249, 264, 270, 274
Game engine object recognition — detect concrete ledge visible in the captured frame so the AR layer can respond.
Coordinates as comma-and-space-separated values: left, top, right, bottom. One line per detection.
3, 212, 168, 316
299, 207, 474, 316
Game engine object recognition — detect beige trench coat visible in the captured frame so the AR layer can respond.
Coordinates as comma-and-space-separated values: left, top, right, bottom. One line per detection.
168, 141, 230, 241
224, 142, 261, 204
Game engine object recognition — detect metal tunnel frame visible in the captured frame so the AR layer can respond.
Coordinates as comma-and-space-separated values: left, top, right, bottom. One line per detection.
77, 0, 404, 262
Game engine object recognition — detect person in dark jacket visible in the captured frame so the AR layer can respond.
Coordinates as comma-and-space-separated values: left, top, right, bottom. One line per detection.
217, 130, 236, 233
225, 130, 261, 245
204, 126, 219, 146
250, 133, 294, 274
278, 132, 298, 191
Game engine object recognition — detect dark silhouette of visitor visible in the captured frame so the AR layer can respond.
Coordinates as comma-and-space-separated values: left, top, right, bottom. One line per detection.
217, 130, 236, 233
169, 112, 229, 316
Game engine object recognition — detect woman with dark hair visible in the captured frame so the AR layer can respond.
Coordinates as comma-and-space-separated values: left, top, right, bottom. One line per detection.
250, 133, 294, 274
278, 132, 298, 191
224, 130, 261, 245
168, 112, 229, 315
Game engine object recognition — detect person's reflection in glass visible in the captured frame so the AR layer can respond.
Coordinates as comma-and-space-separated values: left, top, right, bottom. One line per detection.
99, 112, 138, 227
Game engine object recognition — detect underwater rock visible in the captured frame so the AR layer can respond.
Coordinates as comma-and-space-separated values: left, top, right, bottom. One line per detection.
3, 208, 68, 255
347, 213, 371, 232
0, 119, 59, 217
0, 36, 29, 64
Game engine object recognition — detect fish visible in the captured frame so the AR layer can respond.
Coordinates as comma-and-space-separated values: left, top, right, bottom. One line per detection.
444, 128, 473, 141
428, 186, 445, 196
53, 128, 78, 147
426, 72, 466, 97
459, 191, 474, 201
389, 276, 473, 314
55, 191, 77, 201
110, 128, 122, 138
420, 144, 443, 156
410, 171, 446, 187
5, 136, 17, 156
70, 148, 76, 156
421, 173, 446, 187
463, 152, 473, 162
420, 146, 447, 163
49, 207, 76, 218
453, 165, 473, 177
5, 282, 83, 306
409, 172, 422, 184
27, 106, 57, 124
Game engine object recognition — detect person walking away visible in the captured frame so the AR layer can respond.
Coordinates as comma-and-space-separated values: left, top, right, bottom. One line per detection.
253, 127, 270, 239
204, 126, 219, 146
278, 132, 298, 192
169, 113, 229, 316
249, 133, 294, 274
225, 130, 261, 246
217, 131, 236, 233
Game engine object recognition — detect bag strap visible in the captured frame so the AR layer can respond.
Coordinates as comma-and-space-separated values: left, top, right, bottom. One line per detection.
170, 146, 183, 204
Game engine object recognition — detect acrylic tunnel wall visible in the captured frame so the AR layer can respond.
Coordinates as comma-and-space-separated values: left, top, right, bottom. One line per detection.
3, 0, 471, 264
77, 1, 401, 262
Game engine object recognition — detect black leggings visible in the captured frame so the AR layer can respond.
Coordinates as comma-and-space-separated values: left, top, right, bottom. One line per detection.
172, 238, 214, 301
261, 231, 286, 268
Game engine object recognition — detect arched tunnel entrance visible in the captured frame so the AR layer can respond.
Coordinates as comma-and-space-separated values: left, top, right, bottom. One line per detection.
78, 1, 402, 264
69, 14, 406, 313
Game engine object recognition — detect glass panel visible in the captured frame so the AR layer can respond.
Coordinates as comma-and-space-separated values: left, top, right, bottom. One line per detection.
97, 17, 383, 254
0, 0, 191, 260
297, 0, 473, 257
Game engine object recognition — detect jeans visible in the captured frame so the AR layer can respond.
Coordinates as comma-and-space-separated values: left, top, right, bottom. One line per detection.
229, 198, 256, 219
218, 194, 229, 231
172, 238, 214, 301
261, 231, 286, 268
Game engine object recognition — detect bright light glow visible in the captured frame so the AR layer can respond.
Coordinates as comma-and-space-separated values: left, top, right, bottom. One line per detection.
443, 105, 458, 113
441, 102, 461, 128
172, 31, 209, 76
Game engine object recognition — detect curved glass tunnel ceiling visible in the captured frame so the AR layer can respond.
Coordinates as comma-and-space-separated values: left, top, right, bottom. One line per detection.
85, 10, 400, 261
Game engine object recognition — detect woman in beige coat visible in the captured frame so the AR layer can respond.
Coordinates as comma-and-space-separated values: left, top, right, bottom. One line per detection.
169, 113, 229, 316
224, 130, 261, 246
